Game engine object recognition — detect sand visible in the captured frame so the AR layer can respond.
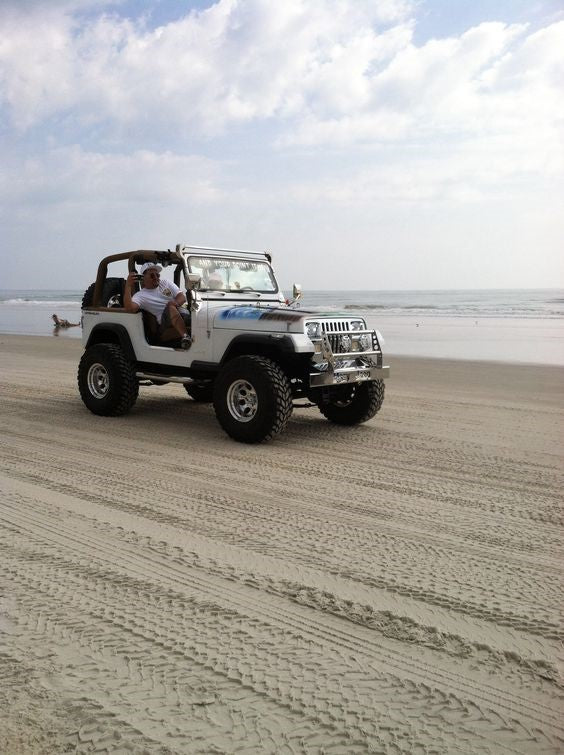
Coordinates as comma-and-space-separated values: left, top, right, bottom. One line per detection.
0, 334, 563, 754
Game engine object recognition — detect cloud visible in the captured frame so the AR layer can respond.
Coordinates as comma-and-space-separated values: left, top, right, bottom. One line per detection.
0, 1, 561, 210
0, 0, 562, 289
0, 0, 117, 10
0, 145, 225, 208
0, 0, 414, 132
289, 136, 553, 206
0, 0, 561, 180
281, 19, 564, 192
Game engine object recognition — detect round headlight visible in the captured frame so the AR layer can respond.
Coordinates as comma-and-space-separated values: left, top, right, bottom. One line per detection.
350, 320, 364, 331
359, 333, 372, 351
306, 321, 320, 338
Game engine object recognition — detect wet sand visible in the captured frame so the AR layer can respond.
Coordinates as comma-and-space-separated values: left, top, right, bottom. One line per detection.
1, 334, 563, 753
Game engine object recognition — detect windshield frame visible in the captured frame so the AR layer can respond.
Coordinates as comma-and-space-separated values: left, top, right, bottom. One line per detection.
185, 253, 279, 294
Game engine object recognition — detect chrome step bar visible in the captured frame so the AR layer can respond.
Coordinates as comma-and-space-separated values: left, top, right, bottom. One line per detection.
136, 372, 194, 384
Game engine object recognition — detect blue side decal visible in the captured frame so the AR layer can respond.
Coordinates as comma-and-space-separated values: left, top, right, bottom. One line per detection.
219, 307, 264, 320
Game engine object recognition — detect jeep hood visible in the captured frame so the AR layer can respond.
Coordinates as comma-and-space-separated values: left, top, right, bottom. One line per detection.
211, 305, 349, 333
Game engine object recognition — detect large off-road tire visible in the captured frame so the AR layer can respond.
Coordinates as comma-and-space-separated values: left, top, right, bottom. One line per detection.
184, 381, 215, 403
319, 379, 385, 426
78, 344, 138, 416
213, 356, 293, 443
81, 277, 124, 309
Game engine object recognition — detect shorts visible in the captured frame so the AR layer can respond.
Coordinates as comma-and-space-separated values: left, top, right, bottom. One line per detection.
159, 303, 191, 336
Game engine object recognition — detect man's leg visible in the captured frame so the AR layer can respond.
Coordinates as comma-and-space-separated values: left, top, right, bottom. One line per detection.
159, 302, 189, 342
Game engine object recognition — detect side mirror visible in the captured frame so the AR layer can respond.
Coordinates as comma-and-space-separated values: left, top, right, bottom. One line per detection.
186, 273, 201, 290
185, 273, 202, 312
286, 283, 303, 308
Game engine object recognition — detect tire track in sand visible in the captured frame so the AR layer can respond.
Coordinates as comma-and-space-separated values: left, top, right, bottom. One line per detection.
1, 499, 562, 754
2, 448, 561, 644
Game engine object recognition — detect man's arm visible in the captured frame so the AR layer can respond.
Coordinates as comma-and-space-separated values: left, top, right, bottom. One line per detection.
175, 291, 187, 307
124, 273, 141, 313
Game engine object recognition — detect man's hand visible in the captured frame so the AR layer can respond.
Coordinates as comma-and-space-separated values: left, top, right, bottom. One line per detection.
124, 273, 140, 313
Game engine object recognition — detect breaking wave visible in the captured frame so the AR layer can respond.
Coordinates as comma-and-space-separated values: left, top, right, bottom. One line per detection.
1, 298, 81, 307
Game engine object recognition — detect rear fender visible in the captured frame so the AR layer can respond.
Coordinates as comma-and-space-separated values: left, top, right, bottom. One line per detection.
85, 324, 136, 361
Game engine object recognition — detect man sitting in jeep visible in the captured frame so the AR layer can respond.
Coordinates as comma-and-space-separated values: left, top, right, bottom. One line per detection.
124, 262, 191, 349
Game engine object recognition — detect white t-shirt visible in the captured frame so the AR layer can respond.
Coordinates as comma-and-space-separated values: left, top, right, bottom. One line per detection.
132, 280, 181, 323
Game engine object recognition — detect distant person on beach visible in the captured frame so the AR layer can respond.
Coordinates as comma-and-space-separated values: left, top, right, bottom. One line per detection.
124, 262, 191, 348
52, 314, 79, 329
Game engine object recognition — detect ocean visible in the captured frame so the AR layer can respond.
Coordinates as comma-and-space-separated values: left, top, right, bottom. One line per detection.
1, 288, 563, 365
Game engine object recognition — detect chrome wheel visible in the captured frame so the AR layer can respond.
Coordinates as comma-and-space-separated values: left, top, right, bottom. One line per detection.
333, 386, 356, 407
226, 379, 258, 422
78, 344, 139, 416
214, 356, 293, 442
319, 379, 385, 426
87, 362, 109, 398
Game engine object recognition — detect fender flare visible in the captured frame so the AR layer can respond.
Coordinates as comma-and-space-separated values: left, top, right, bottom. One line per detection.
85, 324, 136, 361
221, 333, 300, 365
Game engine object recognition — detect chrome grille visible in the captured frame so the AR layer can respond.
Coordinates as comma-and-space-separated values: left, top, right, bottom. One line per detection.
307, 317, 382, 369
319, 320, 376, 354
321, 320, 351, 353
321, 320, 351, 333
327, 333, 347, 353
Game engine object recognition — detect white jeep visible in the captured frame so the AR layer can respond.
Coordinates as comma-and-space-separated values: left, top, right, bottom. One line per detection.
78, 244, 390, 443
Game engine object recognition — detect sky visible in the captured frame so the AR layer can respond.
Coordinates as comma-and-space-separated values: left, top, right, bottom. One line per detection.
0, 0, 563, 290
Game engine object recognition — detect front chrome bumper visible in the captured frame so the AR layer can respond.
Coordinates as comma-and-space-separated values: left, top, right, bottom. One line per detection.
309, 364, 390, 388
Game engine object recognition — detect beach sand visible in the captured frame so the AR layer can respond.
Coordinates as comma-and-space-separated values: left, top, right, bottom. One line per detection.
1, 334, 563, 753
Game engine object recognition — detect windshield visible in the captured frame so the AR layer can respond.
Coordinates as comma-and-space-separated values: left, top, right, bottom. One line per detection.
187, 255, 278, 293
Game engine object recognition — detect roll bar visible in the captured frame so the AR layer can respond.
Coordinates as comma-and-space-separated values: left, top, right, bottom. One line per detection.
90, 244, 274, 306
91, 249, 180, 306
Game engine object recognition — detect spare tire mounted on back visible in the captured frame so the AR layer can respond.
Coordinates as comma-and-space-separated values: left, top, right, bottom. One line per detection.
82, 277, 125, 308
